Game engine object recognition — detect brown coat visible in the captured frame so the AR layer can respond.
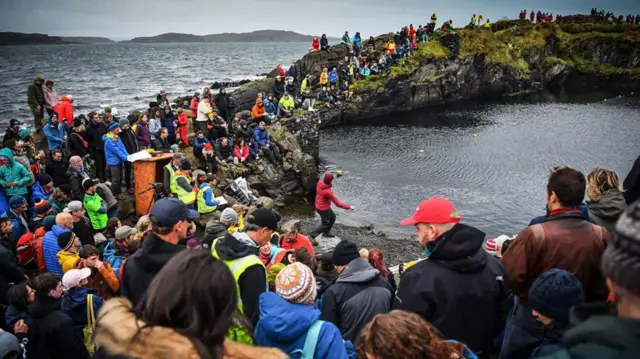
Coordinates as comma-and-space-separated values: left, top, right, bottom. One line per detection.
502, 212, 609, 304
95, 298, 288, 359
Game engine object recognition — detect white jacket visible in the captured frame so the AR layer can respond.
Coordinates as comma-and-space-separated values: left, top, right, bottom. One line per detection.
196, 100, 212, 122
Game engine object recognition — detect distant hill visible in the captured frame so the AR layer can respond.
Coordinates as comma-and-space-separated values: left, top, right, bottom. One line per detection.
123, 30, 337, 43
60, 36, 115, 44
0, 32, 71, 46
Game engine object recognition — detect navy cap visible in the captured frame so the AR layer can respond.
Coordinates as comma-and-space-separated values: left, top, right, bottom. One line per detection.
150, 198, 199, 227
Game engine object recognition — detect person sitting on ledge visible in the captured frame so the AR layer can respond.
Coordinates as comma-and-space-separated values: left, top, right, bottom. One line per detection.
301, 87, 317, 112
320, 68, 328, 87
272, 76, 285, 101
253, 121, 281, 165
251, 98, 272, 125
320, 34, 329, 51
263, 98, 277, 118
285, 77, 296, 97
277, 93, 295, 119
215, 137, 234, 166
153, 127, 171, 153
360, 64, 371, 78
311, 36, 320, 51
234, 138, 251, 166
318, 86, 336, 106
329, 68, 339, 88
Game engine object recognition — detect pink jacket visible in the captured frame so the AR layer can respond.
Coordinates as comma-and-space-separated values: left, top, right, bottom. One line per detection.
234, 145, 249, 159
43, 86, 58, 110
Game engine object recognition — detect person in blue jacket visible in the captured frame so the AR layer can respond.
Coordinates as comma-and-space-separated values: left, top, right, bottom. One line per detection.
103, 122, 129, 198
42, 213, 72, 276
255, 262, 352, 359
61, 268, 105, 341
43, 113, 67, 151
6, 196, 29, 241
263, 99, 277, 116
328, 68, 339, 87
0, 147, 31, 201
253, 121, 281, 164
31, 173, 55, 204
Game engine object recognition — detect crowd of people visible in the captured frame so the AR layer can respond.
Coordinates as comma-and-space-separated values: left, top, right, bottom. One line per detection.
590, 8, 640, 24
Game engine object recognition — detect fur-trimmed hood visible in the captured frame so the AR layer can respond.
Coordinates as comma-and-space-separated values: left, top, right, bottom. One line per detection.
95, 298, 288, 359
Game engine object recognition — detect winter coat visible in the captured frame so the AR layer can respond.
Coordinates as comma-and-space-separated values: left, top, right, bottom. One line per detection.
7, 209, 29, 242
4, 305, 31, 329
103, 241, 126, 278
27, 80, 45, 112
320, 72, 328, 85
134, 121, 151, 147
215, 92, 230, 116
67, 131, 90, 157
43, 122, 66, 150
213, 232, 267, 325
11, 148, 32, 181
28, 296, 91, 359
587, 189, 627, 233
287, 66, 298, 79
278, 233, 315, 256
252, 99, 266, 119
67, 166, 90, 201
61, 287, 104, 336
235, 126, 253, 143
42, 225, 71, 276
121, 232, 185, 307
502, 210, 609, 304
120, 128, 140, 154
45, 157, 69, 186
43, 86, 58, 110
0, 147, 31, 196
196, 100, 212, 122
32, 181, 53, 204
312, 38, 320, 50
264, 100, 277, 115
394, 223, 509, 358
253, 127, 270, 146
321, 257, 393, 342
86, 121, 107, 152
153, 137, 171, 152
148, 118, 162, 139
328, 71, 338, 83
93, 297, 287, 359
285, 83, 296, 96
320, 36, 329, 48
193, 136, 210, 150
176, 113, 189, 146
537, 303, 640, 359
315, 180, 350, 211
84, 192, 108, 230
272, 81, 285, 98
0, 239, 24, 290
54, 96, 74, 124
255, 292, 350, 359
279, 96, 295, 111
162, 112, 176, 136
57, 249, 80, 274
234, 145, 249, 160
103, 133, 129, 166
189, 97, 199, 118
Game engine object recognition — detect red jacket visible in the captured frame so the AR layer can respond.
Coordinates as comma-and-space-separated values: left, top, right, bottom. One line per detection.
54, 96, 73, 124
315, 180, 350, 211
278, 233, 315, 256
277, 66, 286, 78
312, 38, 320, 50
177, 113, 189, 146
190, 98, 199, 118
234, 145, 249, 160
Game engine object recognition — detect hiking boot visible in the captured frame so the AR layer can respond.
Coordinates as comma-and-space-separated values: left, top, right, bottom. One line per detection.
310, 237, 319, 246
323, 233, 336, 238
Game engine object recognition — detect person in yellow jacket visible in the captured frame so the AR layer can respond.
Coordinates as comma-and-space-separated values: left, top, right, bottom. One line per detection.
484, 19, 492, 28
386, 41, 397, 54
56, 231, 81, 273
319, 68, 328, 86
173, 160, 196, 209
211, 208, 279, 326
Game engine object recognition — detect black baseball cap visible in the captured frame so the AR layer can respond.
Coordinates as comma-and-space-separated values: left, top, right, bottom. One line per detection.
150, 198, 199, 227
252, 208, 278, 231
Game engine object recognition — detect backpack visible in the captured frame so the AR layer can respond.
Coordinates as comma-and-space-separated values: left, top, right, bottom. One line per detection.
84, 294, 96, 355
16, 233, 36, 266
289, 320, 323, 359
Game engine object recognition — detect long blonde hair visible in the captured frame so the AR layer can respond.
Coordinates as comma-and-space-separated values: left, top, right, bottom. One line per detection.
587, 168, 621, 202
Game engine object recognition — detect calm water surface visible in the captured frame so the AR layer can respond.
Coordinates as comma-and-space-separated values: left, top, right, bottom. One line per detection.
320, 92, 640, 238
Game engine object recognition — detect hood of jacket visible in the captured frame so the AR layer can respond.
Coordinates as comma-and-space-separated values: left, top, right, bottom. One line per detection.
61, 287, 90, 312
135, 232, 184, 273
29, 296, 63, 319
317, 180, 331, 192
588, 189, 627, 220
205, 220, 227, 238
60, 95, 71, 103
337, 257, 380, 284
428, 223, 488, 274
214, 232, 259, 261
95, 297, 287, 359
257, 292, 320, 342
563, 303, 640, 352
0, 147, 15, 165
103, 132, 119, 142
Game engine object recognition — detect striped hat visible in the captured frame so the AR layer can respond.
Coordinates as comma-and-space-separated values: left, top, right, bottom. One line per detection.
276, 262, 317, 305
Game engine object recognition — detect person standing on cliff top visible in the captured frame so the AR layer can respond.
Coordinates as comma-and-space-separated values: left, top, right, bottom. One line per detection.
309, 173, 354, 244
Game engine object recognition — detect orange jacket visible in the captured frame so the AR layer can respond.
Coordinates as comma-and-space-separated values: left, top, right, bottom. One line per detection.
278, 233, 316, 256
320, 72, 328, 85
34, 227, 47, 273
75, 260, 120, 300
252, 98, 265, 119
54, 96, 73, 124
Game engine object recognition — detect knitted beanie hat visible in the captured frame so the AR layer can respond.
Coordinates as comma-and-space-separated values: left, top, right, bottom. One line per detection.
276, 262, 317, 304
57, 232, 76, 251
37, 173, 53, 186
602, 200, 640, 294
528, 269, 584, 323
34, 199, 52, 215
332, 240, 360, 266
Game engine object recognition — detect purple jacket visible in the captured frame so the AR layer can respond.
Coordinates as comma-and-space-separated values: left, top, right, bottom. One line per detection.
135, 121, 151, 147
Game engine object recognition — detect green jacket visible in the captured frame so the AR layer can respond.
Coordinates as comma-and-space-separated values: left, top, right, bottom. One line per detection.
279, 96, 295, 111
0, 147, 31, 196
83, 192, 108, 230
539, 303, 640, 359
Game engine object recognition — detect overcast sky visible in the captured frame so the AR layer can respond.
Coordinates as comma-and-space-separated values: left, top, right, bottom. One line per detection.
1, 0, 638, 40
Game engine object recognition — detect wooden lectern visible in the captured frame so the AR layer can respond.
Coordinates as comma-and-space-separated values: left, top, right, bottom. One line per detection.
133, 153, 173, 216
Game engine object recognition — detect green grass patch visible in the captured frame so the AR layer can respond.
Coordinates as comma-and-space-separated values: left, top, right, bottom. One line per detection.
458, 28, 531, 75
565, 56, 640, 79
350, 74, 387, 92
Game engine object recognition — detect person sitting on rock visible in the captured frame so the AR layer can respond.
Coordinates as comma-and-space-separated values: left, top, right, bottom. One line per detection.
360, 64, 371, 78
318, 87, 336, 106
214, 137, 233, 166
328, 85, 343, 102
311, 37, 320, 51
263, 98, 277, 117
192, 130, 210, 164
253, 121, 281, 164
300, 74, 311, 94
277, 93, 295, 119
301, 87, 317, 112
320, 34, 329, 51
251, 98, 272, 125
320, 68, 328, 87
202, 143, 218, 174
234, 138, 251, 166
272, 76, 286, 101
328, 68, 339, 88
285, 77, 296, 99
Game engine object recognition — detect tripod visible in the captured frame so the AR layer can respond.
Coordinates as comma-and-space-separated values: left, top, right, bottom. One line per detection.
138, 182, 165, 214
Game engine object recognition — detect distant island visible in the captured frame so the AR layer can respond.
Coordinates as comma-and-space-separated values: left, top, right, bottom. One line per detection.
0, 32, 114, 46
122, 30, 337, 43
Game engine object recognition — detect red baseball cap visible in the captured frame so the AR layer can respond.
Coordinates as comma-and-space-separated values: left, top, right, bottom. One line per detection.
400, 196, 461, 226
